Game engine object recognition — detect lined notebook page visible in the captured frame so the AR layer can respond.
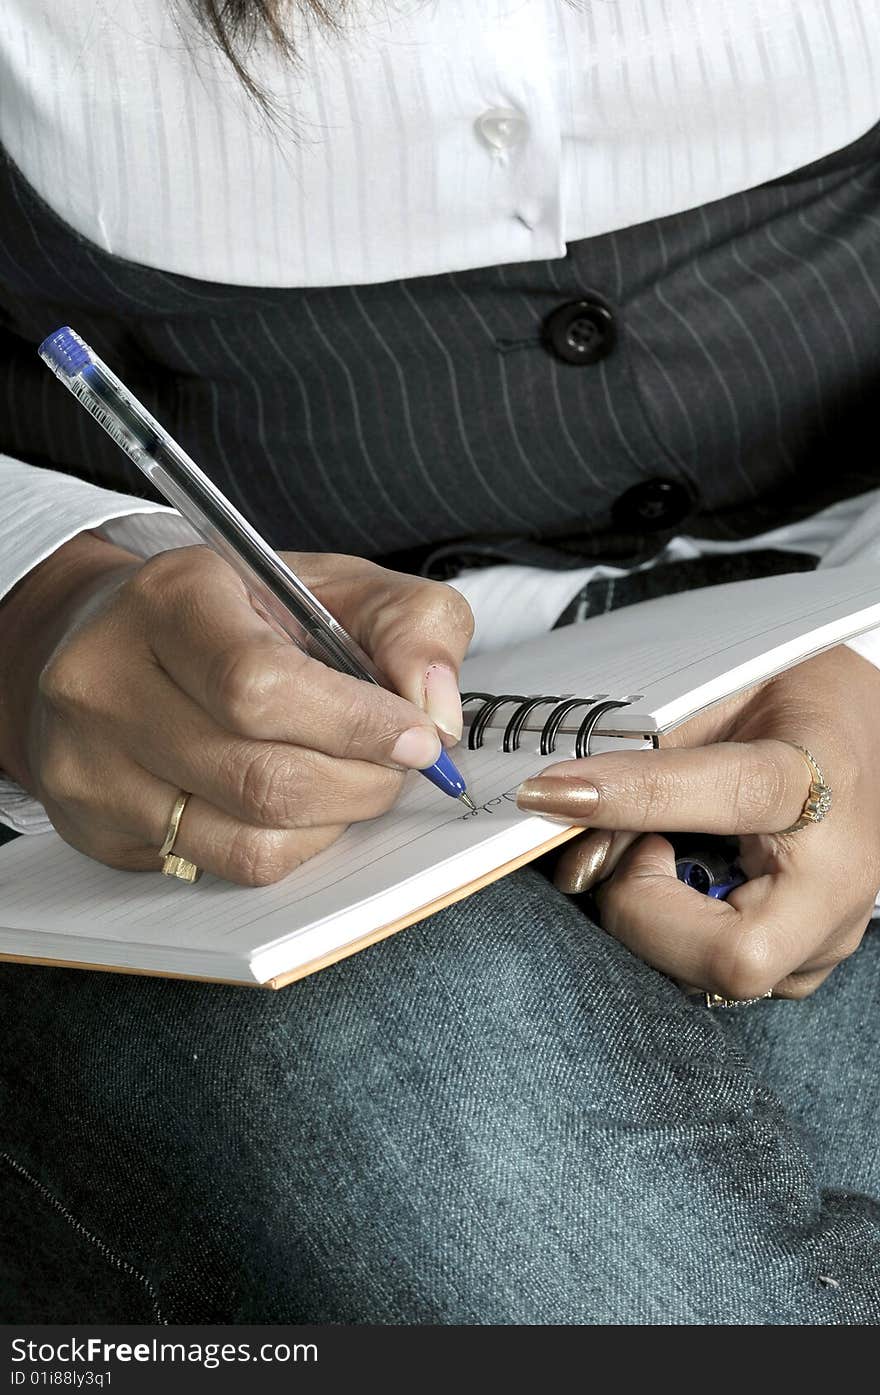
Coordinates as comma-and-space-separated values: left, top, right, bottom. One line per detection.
2, 564, 880, 984
0, 733, 625, 984
462, 566, 880, 735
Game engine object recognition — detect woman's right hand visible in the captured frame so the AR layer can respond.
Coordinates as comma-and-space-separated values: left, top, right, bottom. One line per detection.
0, 531, 473, 885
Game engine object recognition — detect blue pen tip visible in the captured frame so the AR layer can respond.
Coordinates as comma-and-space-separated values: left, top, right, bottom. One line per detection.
39, 326, 90, 378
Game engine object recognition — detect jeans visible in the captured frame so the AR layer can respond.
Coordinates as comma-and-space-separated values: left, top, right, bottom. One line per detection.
1, 864, 878, 1324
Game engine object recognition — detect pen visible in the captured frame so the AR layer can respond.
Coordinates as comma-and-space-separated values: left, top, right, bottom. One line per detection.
675, 845, 747, 899
39, 326, 476, 811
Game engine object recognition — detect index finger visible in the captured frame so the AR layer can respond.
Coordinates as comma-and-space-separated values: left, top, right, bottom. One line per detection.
133, 548, 443, 769
516, 741, 813, 836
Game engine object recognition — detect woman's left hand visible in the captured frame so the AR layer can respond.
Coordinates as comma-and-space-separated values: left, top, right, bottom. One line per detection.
515, 645, 880, 1002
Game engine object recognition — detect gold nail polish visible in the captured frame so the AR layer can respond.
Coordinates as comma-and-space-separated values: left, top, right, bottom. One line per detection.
515, 777, 599, 820
555, 831, 613, 894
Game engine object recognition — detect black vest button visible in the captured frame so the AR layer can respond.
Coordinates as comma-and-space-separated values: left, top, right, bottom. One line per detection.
612, 478, 694, 532
543, 300, 616, 365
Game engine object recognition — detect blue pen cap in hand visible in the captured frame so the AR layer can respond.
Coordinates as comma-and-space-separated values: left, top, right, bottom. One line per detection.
39, 326, 92, 382
675, 849, 747, 900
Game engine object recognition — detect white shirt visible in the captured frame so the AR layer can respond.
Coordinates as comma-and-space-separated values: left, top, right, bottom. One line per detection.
2, 0, 880, 832
2, 0, 878, 286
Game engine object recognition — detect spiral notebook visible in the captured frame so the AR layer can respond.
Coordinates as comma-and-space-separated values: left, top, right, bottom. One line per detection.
2, 564, 880, 989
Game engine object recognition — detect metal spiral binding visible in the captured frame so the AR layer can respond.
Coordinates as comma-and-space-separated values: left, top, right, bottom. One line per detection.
572, 699, 633, 757
502, 695, 561, 752
461, 692, 635, 756
538, 696, 605, 755
461, 693, 523, 750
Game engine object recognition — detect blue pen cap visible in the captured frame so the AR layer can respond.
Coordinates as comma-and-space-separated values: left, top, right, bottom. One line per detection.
675, 854, 747, 900
39, 326, 91, 383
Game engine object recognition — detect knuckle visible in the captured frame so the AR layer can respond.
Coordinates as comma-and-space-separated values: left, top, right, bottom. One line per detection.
38, 644, 91, 716
334, 693, 390, 762
129, 548, 236, 636
39, 743, 87, 808
392, 580, 475, 646
615, 762, 679, 831
733, 745, 789, 826
128, 547, 194, 605
236, 746, 309, 827
710, 929, 776, 1002
210, 646, 283, 732
224, 826, 295, 887
304, 765, 404, 826
425, 583, 475, 641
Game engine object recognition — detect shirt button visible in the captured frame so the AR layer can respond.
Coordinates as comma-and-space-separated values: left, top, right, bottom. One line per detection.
475, 107, 529, 151
611, 479, 695, 532
543, 300, 616, 365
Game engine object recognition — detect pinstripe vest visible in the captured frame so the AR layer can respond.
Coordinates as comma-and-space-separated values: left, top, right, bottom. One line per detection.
1, 119, 879, 578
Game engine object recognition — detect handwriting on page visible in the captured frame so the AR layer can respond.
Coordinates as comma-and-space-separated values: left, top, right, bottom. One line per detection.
459, 789, 520, 819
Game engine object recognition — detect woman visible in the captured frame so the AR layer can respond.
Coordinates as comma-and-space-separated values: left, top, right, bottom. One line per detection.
1, 0, 879, 1323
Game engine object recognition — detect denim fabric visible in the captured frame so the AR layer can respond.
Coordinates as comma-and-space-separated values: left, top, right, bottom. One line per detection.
1, 867, 878, 1325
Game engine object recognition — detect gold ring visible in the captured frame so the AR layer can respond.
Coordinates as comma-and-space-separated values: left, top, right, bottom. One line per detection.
778, 743, 832, 834
159, 791, 189, 857
161, 853, 202, 883
159, 791, 202, 883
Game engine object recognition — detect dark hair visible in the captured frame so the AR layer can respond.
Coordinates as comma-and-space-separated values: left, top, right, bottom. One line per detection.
188, 2, 344, 108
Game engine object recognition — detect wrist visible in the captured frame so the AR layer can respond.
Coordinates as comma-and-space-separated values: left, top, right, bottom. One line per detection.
0, 529, 141, 786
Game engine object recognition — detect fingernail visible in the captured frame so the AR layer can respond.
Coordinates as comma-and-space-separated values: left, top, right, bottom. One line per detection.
555, 830, 614, 894
391, 725, 443, 770
423, 664, 463, 742
516, 777, 599, 821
